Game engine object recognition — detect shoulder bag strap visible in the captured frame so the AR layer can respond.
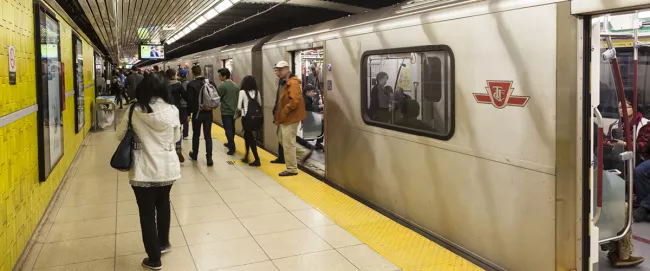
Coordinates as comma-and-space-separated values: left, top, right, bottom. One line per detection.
128, 104, 136, 131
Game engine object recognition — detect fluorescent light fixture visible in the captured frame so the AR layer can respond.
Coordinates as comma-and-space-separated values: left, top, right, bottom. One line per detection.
205, 8, 219, 19
189, 22, 199, 30
196, 16, 207, 25
182, 27, 191, 34
166, 40, 172, 45
231, 0, 241, 3
640, 11, 650, 19
215, 0, 233, 13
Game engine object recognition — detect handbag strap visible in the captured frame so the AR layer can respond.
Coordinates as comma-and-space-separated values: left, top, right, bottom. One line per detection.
128, 104, 136, 131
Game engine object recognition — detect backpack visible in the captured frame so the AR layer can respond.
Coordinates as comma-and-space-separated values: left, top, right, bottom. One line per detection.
243, 90, 263, 131
198, 78, 220, 115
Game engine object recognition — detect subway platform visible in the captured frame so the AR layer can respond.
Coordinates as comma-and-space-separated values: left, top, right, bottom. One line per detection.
14, 122, 479, 271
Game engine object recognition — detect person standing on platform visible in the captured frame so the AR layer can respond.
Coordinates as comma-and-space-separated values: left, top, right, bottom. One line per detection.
238, 75, 263, 167
116, 73, 181, 270
126, 66, 144, 103
216, 68, 240, 155
166, 68, 188, 163
273, 61, 310, 177
186, 65, 218, 166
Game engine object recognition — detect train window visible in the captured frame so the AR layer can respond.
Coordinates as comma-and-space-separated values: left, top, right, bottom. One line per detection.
361, 46, 454, 140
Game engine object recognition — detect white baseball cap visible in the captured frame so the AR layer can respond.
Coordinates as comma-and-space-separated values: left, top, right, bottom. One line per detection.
274, 61, 289, 68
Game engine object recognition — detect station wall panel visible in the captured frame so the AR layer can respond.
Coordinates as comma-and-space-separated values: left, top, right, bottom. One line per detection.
0, 0, 96, 270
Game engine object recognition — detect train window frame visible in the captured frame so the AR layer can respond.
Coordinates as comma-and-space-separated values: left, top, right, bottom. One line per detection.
360, 45, 455, 140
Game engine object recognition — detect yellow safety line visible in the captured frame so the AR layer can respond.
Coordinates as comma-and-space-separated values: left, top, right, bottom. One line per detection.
211, 125, 484, 271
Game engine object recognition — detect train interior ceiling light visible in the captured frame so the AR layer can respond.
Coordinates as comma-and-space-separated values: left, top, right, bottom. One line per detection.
166, 0, 242, 45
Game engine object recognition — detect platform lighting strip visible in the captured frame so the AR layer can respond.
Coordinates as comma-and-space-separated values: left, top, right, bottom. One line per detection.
165, 0, 242, 45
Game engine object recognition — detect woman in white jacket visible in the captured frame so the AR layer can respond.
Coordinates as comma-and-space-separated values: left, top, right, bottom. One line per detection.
116, 72, 181, 270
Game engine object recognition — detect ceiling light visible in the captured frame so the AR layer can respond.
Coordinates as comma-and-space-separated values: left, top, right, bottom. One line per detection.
205, 8, 219, 19
640, 11, 650, 19
182, 27, 191, 34
231, 0, 241, 3
196, 16, 207, 25
215, 0, 233, 13
166, 40, 172, 45
189, 22, 199, 30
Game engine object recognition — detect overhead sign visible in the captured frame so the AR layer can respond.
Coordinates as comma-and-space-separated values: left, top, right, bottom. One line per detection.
8, 45, 16, 85
473, 81, 529, 109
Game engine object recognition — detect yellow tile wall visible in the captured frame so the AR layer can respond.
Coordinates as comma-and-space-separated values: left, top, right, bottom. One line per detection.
0, 0, 97, 270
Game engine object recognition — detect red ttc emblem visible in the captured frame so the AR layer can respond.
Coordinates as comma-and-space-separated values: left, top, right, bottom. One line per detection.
473, 81, 529, 109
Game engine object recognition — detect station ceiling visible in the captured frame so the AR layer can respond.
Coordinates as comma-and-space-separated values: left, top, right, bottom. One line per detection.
55, 0, 404, 65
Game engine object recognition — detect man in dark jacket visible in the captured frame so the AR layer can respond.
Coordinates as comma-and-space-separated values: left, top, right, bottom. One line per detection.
125, 66, 144, 102
186, 65, 217, 166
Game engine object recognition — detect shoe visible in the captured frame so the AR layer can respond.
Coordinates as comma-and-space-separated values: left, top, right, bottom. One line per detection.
279, 171, 298, 177
227, 151, 235, 156
223, 143, 228, 148
315, 143, 324, 150
609, 253, 644, 268
183, 136, 188, 140
633, 207, 648, 222
207, 158, 214, 167
189, 151, 198, 161
249, 160, 261, 167
271, 158, 285, 164
241, 157, 250, 164
301, 149, 314, 164
141, 258, 162, 270
176, 150, 185, 163
161, 244, 172, 254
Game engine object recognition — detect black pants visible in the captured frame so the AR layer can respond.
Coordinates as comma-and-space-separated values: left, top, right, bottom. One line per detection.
243, 129, 260, 161
192, 114, 213, 158
182, 114, 189, 138
132, 185, 173, 263
222, 115, 236, 152
115, 92, 123, 108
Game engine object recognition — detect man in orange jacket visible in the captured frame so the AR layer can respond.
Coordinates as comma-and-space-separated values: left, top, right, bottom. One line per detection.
273, 61, 311, 176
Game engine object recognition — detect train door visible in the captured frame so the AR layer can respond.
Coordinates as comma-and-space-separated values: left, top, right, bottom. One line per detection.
291, 48, 325, 175
588, 8, 650, 270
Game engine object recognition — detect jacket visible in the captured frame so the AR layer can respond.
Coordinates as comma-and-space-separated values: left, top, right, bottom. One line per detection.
186, 77, 217, 118
217, 80, 240, 116
125, 73, 144, 97
274, 76, 306, 125
116, 98, 182, 183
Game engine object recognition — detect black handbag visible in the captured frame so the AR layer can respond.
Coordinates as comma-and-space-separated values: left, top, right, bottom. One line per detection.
111, 105, 136, 171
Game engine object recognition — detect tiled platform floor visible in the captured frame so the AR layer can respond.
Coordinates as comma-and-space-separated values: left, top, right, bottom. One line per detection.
18, 130, 402, 271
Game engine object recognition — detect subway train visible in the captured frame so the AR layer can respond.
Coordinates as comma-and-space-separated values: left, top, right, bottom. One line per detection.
148, 1, 650, 270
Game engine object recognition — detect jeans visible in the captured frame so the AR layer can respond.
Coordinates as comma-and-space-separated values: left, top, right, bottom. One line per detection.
634, 160, 650, 210
222, 115, 236, 152
192, 113, 213, 158
278, 122, 310, 173
177, 109, 188, 150
132, 185, 173, 263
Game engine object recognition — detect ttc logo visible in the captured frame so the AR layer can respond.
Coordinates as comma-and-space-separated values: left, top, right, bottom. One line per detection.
473, 81, 529, 109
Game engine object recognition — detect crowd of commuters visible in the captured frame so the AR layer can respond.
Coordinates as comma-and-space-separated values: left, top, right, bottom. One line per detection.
114, 60, 318, 269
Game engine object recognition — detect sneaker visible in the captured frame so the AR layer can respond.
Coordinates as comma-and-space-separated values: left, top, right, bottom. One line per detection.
223, 143, 228, 148
141, 258, 162, 270
271, 158, 285, 164
301, 149, 314, 164
161, 244, 172, 254
279, 171, 298, 177
176, 150, 185, 163
249, 160, 261, 167
207, 158, 214, 167
227, 151, 235, 156
189, 151, 198, 161
633, 207, 648, 222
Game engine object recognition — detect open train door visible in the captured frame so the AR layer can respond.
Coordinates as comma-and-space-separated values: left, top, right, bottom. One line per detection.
577, 1, 650, 269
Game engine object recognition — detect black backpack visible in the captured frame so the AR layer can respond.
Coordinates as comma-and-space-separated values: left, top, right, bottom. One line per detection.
243, 90, 263, 131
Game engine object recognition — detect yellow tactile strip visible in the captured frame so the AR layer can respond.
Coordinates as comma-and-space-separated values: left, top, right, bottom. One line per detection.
211, 126, 484, 271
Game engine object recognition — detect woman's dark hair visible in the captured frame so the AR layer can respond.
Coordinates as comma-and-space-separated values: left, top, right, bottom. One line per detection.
134, 72, 173, 113
303, 84, 315, 95
240, 75, 258, 91
165, 68, 177, 79
218, 68, 231, 79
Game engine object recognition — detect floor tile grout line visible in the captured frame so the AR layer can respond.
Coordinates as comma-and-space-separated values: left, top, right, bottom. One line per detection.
31, 256, 116, 270
114, 169, 119, 271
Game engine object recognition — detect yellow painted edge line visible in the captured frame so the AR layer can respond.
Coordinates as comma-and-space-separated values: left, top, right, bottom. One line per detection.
211, 125, 484, 271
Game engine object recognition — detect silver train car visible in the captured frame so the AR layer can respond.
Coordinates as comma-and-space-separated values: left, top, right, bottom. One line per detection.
157, 0, 650, 270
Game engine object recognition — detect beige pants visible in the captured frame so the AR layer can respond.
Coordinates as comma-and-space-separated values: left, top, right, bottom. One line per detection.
278, 122, 310, 173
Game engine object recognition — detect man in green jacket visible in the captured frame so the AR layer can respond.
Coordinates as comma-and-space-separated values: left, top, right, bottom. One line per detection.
217, 68, 240, 155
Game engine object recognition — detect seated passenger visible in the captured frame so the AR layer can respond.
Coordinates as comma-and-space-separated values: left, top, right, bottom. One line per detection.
396, 99, 430, 130
369, 72, 391, 122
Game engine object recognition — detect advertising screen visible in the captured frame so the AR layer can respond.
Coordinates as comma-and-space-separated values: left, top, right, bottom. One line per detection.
140, 44, 164, 60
